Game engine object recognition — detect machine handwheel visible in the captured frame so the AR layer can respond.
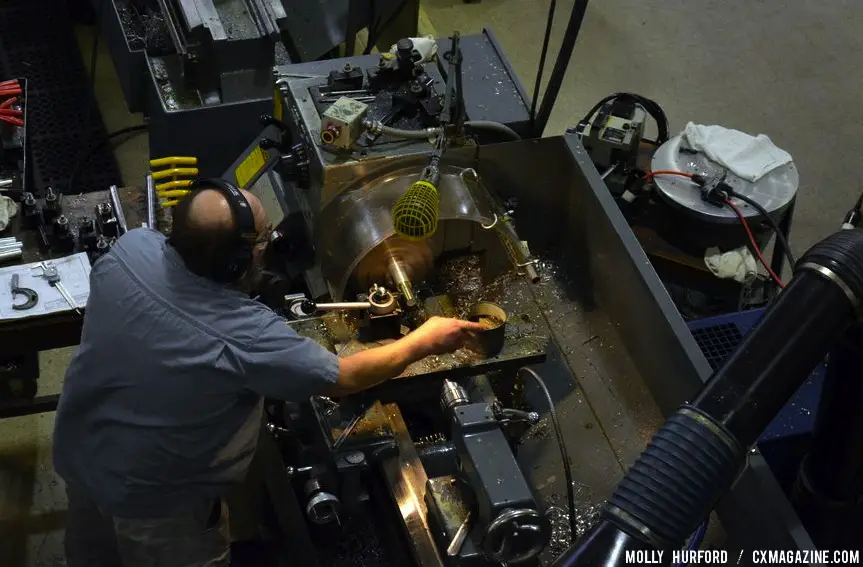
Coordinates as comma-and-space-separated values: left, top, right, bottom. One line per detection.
482, 507, 551, 564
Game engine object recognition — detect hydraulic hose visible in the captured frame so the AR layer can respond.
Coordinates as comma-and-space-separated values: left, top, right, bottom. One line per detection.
553, 229, 863, 567
362, 120, 521, 142
463, 121, 522, 141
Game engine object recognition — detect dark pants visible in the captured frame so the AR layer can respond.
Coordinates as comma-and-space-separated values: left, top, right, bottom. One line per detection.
65, 484, 230, 567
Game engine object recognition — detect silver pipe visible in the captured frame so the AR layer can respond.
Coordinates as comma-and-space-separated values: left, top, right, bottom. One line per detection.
0, 237, 18, 245
146, 173, 156, 229
0, 178, 13, 188
109, 185, 128, 235
0, 248, 23, 263
0, 243, 23, 253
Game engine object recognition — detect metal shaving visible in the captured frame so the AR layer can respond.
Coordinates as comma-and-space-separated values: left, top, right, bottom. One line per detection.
521, 416, 551, 441
116, 1, 173, 54
320, 512, 393, 567
546, 502, 603, 557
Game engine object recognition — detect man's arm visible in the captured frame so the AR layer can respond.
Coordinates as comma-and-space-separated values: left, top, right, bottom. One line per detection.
327, 316, 485, 396
244, 315, 484, 401
327, 335, 423, 396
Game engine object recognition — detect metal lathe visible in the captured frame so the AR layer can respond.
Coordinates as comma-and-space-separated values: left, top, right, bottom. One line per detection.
196, 8, 828, 563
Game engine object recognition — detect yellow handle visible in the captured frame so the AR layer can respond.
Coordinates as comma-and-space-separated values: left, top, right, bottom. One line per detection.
161, 199, 180, 208
155, 179, 193, 191
149, 157, 198, 168
157, 190, 191, 199
152, 168, 199, 180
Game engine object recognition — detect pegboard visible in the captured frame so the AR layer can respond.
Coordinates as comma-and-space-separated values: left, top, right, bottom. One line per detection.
0, 0, 124, 194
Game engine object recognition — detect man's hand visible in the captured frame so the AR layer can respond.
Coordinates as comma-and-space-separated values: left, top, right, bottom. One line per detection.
406, 316, 487, 357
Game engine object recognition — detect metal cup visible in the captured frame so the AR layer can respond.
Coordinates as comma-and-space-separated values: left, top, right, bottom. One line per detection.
465, 302, 508, 356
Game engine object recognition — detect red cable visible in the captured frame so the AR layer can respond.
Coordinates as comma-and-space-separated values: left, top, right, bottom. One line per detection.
0, 97, 17, 109
0, 115, 23, 127
643, 170, 694, 182
723, 197, 785, 288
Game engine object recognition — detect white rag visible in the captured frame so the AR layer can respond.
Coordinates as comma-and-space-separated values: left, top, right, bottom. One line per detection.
0, 195, 18, 232
683, 122, 793, 182
704, 246, 757, 284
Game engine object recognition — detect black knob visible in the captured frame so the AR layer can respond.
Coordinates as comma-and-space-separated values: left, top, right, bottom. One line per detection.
396, 38, 414, 55
300, 300, 317, 315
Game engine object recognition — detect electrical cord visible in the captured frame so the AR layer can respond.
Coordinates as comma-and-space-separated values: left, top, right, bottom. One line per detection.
463, 120, 521, 141
517, 367, 576, 541
69, 124, 149, 188
728, 190, 796, 267
724, 197, 786, 288
645, 169, 786, 288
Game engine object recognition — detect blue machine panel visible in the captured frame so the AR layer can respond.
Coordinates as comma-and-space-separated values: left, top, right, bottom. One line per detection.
687, 309, 825, 443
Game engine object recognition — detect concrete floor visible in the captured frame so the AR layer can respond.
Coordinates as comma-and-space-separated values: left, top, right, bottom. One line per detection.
2, 0, 862, 564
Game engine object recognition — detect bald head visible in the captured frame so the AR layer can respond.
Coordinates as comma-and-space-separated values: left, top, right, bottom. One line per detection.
184, 188, 267, 233
168, 186, 269, 283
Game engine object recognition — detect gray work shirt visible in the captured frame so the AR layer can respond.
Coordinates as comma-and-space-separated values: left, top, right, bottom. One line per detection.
53, 229, 339, 518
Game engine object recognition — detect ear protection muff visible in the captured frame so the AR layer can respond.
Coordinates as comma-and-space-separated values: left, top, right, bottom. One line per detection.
188, 177, 257, 283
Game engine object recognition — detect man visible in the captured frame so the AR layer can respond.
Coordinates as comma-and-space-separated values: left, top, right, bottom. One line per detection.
54, 180, 484, 567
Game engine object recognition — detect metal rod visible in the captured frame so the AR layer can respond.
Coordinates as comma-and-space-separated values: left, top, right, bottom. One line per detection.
0, 243, 23, 253
534, 0, 590, 137
109, 185, 128, 235
314, 301, 372, 311
146, 173, 157, 230
447, 512, 472, 556
0, 248, 23, 263
0, 178, 13, 188
387, 257, 417, 306
0, 237, 19, 245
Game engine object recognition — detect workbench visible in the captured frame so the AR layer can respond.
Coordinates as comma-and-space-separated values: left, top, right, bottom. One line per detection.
0, 186, 144, 418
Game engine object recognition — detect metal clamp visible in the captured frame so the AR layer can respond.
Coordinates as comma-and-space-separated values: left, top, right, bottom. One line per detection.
799, 262, 862, 318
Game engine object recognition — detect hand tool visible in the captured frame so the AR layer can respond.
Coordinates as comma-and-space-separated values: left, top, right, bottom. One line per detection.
0, 115, 23, 127
447, 512, 472, 557
10, 274, 38, 311
152, 167, 199, 181
155, 179, 193, 192
31, 261, 81, 315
